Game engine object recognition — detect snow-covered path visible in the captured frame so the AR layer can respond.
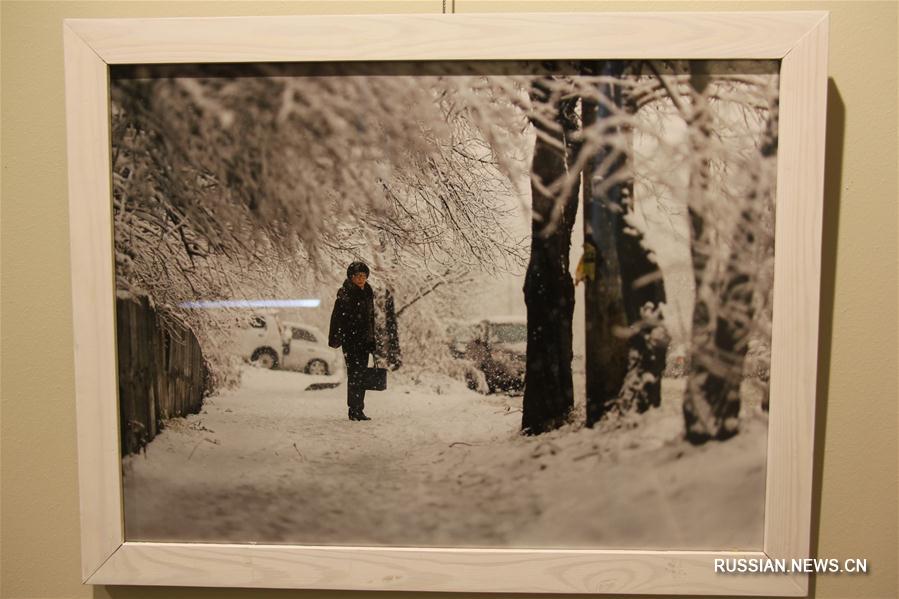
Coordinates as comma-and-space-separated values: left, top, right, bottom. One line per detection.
124, 367, 530, 546
124, 367, 768, 549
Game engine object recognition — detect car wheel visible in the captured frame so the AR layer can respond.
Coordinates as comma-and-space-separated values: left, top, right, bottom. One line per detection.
306, 359, 329, 376
251, 347, 278, 369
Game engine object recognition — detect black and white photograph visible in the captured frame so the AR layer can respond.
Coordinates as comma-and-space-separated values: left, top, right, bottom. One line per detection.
112, 59, 778, 550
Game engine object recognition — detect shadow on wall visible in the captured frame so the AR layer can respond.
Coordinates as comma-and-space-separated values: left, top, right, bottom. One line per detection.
807, 77, 845, 599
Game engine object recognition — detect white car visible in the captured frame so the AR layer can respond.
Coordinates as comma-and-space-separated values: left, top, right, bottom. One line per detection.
234, 314, 284, 369
279, 321, 342, 375
234, 315, 342, 375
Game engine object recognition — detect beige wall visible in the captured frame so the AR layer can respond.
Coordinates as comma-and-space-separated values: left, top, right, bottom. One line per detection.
1, 1, 895, 598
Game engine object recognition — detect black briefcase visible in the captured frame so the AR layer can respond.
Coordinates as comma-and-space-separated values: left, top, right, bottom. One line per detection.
363, 367, 387, 391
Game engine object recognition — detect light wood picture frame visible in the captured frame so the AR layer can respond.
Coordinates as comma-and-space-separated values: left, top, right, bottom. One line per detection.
63, 11, 828, 595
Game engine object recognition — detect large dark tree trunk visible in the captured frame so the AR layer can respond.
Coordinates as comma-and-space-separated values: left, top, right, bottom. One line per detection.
521, 79, 580, 435
583, 61, 669, 426
682, 61, 772, 443
582, 62, 629, 427
613, 70, 670, 415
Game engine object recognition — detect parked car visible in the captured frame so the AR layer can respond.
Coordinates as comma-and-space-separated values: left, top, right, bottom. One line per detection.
279, 321, 342, 375
458, 317, 527, 394
234, 314, 284, 369
233, 315, 341, 375
446, 320, 478, 359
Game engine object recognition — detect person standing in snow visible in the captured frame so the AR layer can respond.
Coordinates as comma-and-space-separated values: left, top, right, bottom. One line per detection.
328, 261, 376, 421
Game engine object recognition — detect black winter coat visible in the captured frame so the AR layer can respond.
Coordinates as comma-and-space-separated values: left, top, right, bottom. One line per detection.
328, 279, 375, 352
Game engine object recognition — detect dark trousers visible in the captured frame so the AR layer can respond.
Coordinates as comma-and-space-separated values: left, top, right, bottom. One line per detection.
343, 347, 370, 410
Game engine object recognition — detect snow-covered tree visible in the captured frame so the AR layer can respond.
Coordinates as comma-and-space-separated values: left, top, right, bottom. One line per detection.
513, 60, 777, 438
111, 63, 534, 383
577, 61, 670, 426
520, 75, 580, 435
111, 60, 777, 442
677, 62, 779, 443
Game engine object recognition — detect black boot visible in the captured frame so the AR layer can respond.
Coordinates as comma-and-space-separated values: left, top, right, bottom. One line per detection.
348, 407, 359, 421
355, 408, 371, 421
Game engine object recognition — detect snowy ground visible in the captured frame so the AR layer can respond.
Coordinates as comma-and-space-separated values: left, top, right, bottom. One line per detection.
123, 366, 768, 550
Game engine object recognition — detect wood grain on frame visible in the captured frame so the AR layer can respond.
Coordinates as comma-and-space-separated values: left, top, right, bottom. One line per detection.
68, 12, 815, 63
63, 23, 124, 582
97, 544, 801, 595
62, 11, 828, 595
764, 13, 830, 597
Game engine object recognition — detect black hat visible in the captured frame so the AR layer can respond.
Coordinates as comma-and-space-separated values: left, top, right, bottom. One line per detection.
346, 261, 370, 278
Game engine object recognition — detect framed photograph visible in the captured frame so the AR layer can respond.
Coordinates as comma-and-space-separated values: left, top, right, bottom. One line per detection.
64, 11, 828, 595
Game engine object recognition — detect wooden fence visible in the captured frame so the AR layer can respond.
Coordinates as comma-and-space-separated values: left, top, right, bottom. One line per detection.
117, 295, 208, 455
